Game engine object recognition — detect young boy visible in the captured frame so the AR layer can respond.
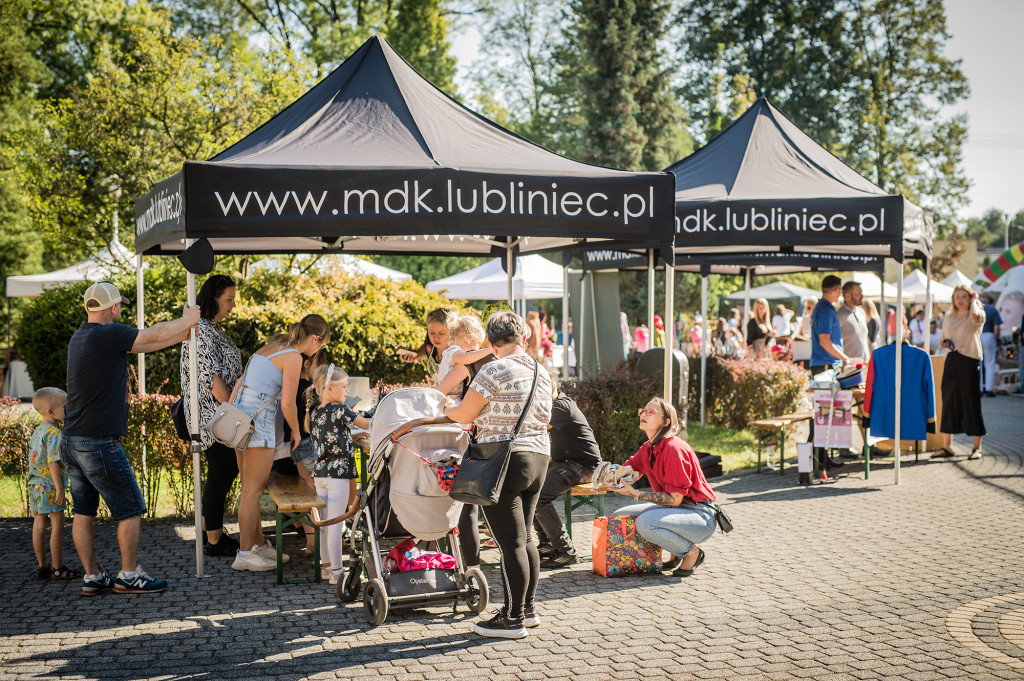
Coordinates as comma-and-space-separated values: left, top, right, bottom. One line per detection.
28, 387, 81, 580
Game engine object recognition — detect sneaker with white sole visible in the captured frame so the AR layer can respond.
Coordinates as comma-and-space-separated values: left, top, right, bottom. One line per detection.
474, 610, 528, 639
256, 542, 288, 564
81, 571, 114, 596
113, 565, 167, 594
232, 545, 277, 572
523, 606, 541, 628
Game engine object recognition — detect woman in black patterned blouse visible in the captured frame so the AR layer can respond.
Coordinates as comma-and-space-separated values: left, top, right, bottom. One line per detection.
180, 274, 242, 557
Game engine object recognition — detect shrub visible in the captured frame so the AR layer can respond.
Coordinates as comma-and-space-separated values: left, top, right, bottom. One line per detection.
688, 357, 808, 429
14, 261, 467, 396
561, 367, 662, 465
0, 397, 38, 515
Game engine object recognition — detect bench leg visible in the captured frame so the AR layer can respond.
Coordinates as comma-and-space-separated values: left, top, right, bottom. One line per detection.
564, 490, 573, 542
779, 426, 786, 476
276, 512, 285, 586
864, 439, 870, 480
756, 435, 763, 473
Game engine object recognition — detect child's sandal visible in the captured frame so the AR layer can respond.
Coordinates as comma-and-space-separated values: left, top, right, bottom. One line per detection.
51, 565, 82, 580
36, 566, 52, 580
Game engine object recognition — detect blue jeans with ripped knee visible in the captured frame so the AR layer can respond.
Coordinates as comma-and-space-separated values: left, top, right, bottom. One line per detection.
613, 501, 716, 557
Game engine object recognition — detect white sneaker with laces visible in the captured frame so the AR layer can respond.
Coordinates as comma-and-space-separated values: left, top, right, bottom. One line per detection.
232, 546, 277, 572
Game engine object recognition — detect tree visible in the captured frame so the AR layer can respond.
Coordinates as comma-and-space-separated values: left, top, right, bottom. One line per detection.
845, 0, 970, 235
675, 0, 855, 147
9, 1, 313, 262
387, 0, 458, 94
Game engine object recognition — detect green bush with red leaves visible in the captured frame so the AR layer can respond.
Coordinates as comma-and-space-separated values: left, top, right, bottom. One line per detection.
688, 356, 808, 429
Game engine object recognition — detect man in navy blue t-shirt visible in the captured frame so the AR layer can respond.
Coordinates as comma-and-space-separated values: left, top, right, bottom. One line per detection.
978, 292, 1002, 396
63, 282, 199, 595
810, 275, 855, 375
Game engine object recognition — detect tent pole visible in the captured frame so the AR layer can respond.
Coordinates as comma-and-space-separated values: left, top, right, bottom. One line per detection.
562, 265, 570, 382
894, 268, 903, 485
185, 241, 204, 577
136, 253, 147, 508
700, 275, 708, 426
506, 246, 514, 307
743, 268, 751, 332
924, 259, 932, 354
590, 271, 599, 376
647, 250, 655, 336
880, 273, 887, 345
579, 272, 587, 381
663, 265, 674, 403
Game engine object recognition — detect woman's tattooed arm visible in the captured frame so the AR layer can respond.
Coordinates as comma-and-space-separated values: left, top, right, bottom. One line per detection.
634, 490, 678, 506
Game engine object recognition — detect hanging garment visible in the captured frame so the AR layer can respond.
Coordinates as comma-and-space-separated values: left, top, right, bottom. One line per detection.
863, 343, 936, 440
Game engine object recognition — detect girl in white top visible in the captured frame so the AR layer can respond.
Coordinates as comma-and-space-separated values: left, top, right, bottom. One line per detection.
436, 314, 494, 404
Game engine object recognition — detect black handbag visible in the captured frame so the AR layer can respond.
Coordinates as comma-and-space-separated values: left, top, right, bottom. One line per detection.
711, 502, 734, 533
449, 358, 540, 506
170, 397, 191, 443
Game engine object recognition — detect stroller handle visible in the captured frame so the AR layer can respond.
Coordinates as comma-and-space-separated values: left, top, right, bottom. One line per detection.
390, 415, 458, 441
310, 493, 363, 527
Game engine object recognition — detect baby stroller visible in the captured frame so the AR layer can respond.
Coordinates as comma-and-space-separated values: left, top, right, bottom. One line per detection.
338, 387, 489, 625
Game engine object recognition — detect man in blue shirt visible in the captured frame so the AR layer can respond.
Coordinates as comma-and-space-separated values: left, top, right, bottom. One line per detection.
979, 292, 1002, 396
810, 275, 854, 375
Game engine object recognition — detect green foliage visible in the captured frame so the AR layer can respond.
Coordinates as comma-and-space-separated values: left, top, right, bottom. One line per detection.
123, 390, 196, 517
0, 397, 38, 514
387, 0, 457, 95
15, 280, 92, 392
560, 367, 661, 464
365, 255, 488, 287
688, 357, 808, 429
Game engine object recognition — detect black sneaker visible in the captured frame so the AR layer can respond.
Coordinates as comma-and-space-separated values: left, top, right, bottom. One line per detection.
473, 611, 527, 639
523, 606, 541, 628
205, 533, 240, 557
540, 551, 578, 569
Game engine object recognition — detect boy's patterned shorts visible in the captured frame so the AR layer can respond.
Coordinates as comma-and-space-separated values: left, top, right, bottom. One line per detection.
29, 484, 65, 515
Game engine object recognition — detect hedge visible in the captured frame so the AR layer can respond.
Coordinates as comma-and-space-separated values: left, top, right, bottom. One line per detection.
687, 356, 808, 429
15, 261, 466, 395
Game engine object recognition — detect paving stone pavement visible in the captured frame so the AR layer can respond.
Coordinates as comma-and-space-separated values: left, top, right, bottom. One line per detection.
2, 397, 1023, 680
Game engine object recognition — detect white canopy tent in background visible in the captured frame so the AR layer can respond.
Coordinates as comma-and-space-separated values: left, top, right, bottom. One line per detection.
426, 254, 563, 315
5, 235, 134, 298
251, 254, 411, 282
723, 280, 820, 304
903, 269, 954, 304
847, 272, 903, 301
941, 270, 973, 289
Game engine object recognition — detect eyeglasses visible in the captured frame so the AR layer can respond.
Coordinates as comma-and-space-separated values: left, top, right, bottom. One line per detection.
637, 408, 657, 417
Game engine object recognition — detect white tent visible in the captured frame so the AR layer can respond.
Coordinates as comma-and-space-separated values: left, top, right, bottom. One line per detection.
5, 237, 134, 298
427, 254, 563, 300
903, 269, 954, 304
941, 270, 973, 288
251, 254, 411, 282
723, 280, 820, 303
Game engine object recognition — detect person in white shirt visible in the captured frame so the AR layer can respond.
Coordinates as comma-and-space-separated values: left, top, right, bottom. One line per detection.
772, 305, 790, 339
908, 308, 927, 346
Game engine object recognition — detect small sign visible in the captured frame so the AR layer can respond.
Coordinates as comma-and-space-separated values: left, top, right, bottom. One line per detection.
813, 389, 853, 449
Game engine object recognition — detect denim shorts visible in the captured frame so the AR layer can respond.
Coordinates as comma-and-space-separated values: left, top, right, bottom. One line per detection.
61, 436, 147, 521
234, 387, 280, 449
291, 439, 317, 470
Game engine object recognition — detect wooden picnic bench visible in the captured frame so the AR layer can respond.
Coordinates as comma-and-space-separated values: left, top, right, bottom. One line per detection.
266, 472, 327, 585
750, 412, 813, 475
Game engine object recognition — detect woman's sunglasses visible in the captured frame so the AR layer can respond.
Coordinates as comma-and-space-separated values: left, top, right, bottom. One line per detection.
637, 408, 657, 417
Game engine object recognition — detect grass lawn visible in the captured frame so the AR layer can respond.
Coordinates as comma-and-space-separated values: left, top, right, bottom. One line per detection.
685, 423, 804, 475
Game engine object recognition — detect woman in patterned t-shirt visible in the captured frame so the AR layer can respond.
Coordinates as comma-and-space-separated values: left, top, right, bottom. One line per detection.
441, 311, 553, 640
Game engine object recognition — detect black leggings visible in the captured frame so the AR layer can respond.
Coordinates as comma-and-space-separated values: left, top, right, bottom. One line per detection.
481, 451, 549, 620
202, 442, 239, 533
457, 503, 480, 567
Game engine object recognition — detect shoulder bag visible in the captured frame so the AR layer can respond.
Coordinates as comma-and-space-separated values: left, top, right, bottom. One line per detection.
448, 357, 540, 506
203, 355, 280, 451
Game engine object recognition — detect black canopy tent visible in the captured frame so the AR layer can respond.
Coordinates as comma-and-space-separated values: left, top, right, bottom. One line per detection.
134, 36, 675, 576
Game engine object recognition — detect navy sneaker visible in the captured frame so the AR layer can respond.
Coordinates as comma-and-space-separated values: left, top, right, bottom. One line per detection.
474, 610, 527, 639
112, 565, 167, 594
81, 571, 114, 596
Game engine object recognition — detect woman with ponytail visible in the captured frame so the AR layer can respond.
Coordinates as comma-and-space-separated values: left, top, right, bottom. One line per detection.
229, 315, 330, 572
610, 398, 718, 577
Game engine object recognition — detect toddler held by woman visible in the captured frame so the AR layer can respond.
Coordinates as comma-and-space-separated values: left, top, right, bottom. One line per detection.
436, 314, 493, 403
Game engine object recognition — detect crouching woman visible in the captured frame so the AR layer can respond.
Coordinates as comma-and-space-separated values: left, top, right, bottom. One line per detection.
610, 397, 716, 577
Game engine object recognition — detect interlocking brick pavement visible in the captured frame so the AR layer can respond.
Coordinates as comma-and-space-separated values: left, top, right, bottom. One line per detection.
1, 397, 1022, 680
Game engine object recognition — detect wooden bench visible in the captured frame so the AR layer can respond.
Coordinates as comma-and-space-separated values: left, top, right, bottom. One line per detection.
266, 472, 326, 585
750, 412, 813, 475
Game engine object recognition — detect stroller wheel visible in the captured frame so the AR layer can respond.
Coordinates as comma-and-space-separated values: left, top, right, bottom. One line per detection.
464, 567, 489, 614
338, 563, 361, 602
363, 578, 388, 626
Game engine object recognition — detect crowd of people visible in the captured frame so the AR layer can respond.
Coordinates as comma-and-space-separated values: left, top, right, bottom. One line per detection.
30, 277, 720, 643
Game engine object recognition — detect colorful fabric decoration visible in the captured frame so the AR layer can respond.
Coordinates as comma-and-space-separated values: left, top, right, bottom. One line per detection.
592, 516, 663, 577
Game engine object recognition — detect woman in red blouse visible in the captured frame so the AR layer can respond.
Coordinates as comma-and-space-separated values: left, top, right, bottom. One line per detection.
611, 398, 717, 577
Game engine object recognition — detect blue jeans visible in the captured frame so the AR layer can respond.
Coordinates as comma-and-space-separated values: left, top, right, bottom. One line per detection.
1019, 343, 1023, 392
614, 501, 716, 557
62, 436, 147, 521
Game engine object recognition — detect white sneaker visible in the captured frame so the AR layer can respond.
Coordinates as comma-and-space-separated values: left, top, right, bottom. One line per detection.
257, 542, 288, 564
231, 546, 277, 572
